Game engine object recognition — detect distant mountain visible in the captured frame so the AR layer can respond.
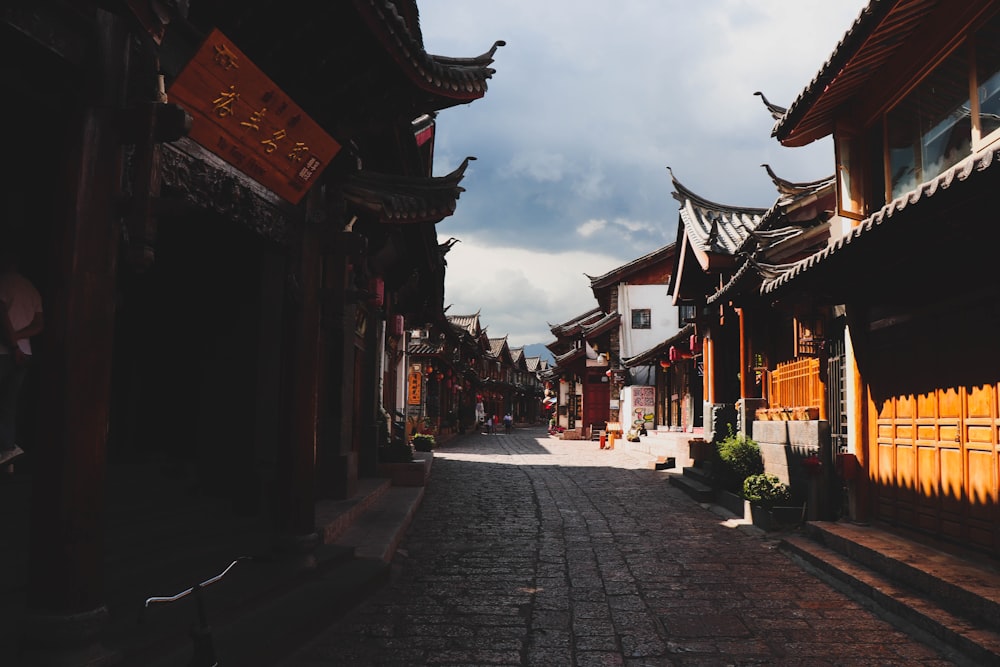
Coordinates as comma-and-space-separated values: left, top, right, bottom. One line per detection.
522, 343, 554, 365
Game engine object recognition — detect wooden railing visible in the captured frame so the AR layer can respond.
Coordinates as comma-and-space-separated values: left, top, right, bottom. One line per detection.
767, 357, 823, 412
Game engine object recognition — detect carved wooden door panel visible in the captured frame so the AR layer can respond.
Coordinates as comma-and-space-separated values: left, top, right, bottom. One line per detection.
964, 383, 1000, 551
874, 383, 999, 555
583, 376, 611, 434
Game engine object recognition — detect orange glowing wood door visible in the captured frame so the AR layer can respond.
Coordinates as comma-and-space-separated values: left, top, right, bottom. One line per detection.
873, 383, 999, 555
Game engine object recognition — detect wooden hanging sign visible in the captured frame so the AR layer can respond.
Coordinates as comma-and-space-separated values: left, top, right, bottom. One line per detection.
167, 28, 341, 204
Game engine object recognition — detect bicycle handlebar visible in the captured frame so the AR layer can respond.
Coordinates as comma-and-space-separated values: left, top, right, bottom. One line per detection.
144, 557, 251, 609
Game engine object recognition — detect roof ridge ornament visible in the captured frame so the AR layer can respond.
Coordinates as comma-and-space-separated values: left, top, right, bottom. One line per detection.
754, 91, 787, 121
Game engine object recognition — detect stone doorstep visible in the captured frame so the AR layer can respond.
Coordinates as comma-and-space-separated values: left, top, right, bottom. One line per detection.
666, 471, 715, 504
140, 478, 428, 666
803, 521, 1000, 633
375, 450, 433, 487
333, 486, 425, 562
780, 534, 1000, 667
780, 521, 1000, 666
315, 477, 392, 544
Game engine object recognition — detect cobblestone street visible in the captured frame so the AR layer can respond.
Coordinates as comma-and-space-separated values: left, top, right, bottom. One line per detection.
281, 426, 956, 666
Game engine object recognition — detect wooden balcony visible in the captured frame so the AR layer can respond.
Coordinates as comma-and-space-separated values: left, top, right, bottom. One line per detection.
759, 357, 825, 420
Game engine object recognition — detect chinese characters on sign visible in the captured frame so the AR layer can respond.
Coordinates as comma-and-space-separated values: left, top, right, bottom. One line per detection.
167, 29, 341, 204
408, 372, 422, 405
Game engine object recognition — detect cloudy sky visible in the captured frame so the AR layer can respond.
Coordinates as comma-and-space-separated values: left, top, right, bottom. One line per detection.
418, 1, 867, 348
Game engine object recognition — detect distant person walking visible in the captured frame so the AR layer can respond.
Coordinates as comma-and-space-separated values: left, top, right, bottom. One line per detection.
503, 413, 513, 434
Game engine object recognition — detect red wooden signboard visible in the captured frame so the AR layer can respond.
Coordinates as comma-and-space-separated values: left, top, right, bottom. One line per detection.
408, 372, 422, 405
167, 29, 341, 204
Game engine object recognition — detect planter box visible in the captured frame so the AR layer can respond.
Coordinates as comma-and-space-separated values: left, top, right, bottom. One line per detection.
749, 504, 804, 531
377, 451, 433, 487
689, 439, 713, 462
716, 489, 747, 518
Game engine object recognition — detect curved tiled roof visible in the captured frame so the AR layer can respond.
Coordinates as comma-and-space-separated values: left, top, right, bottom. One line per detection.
773, 0, 936, 146
581, 313, 620, 339
549, 308, 604, 337
761, 165, 836, 210
587, 245, 676, 289
355, 0, 504, 104
554, 346, 585, 366
341, 157, 475, 224
408, 341, 443, 355
670, 169, 767, 258
447, 311, 482, 336
678, 164, 834, 306
622, 324, 696, 368
761, 147, 1000, 295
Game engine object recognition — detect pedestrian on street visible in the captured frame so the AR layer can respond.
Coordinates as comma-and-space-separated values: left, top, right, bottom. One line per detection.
503, 412, 512, 434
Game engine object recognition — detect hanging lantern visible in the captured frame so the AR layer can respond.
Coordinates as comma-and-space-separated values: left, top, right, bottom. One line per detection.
426, 364, 434, 374
689, 335, 701, 354
436, 372, 444, 381
669, 346, 692, 362
659, 359, 671, 369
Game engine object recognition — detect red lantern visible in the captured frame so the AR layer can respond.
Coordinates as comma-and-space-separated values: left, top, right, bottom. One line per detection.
659, 359, 670, 369
436, 372, 444, 381
605, 369, 612, 377
669, 346, 692, 362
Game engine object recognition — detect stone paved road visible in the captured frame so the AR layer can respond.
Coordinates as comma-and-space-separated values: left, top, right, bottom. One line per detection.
281, 426, 956, 666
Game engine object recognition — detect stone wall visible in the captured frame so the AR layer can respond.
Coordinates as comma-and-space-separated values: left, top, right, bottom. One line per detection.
751, 420, 829, 505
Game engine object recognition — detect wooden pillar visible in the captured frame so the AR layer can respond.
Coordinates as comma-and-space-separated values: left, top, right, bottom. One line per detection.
846, 321, 872, 522
22, 11, 127, 665
737, 308, 748, 401
317, 229, 360, 500
704, 334, 715, 405
276, 187, 325, 548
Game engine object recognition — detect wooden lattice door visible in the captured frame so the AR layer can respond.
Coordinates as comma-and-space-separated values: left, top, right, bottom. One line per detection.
873, 383, 999, 555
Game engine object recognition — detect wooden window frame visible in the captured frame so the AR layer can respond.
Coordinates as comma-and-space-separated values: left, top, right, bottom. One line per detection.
631, 308, 651, 330
835, 119, 867, 220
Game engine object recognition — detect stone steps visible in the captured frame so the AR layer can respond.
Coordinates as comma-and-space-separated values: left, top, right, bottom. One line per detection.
666, 469, 715, 504
780, 521, 1000, 666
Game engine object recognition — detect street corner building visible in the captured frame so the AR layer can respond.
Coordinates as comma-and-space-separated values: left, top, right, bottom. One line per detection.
0, 1, 502, 664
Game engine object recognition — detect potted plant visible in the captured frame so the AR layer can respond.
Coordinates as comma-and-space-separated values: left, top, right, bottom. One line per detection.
743, 473, 800, 530
716, 427, 763, 490
412, 433, 436, 452
378, 439, 414, 464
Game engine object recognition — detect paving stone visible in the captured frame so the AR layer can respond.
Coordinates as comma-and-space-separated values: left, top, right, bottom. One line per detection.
279, 426, 960, 666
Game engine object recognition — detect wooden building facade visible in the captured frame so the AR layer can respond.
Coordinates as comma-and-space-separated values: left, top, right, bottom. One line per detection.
763, 0, 1000, 554
670, 0, 1000, 553
1, 1, 500, 663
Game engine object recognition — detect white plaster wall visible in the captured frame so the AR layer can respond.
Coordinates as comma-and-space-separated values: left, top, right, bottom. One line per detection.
618, 283, 680, 359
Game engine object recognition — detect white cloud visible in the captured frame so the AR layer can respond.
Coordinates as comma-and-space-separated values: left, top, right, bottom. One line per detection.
442, 235, 620, 346
576, 219, 607, 237
420, 1, 870, 344
504, 151, 568, 182
611, 217, 656, 235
